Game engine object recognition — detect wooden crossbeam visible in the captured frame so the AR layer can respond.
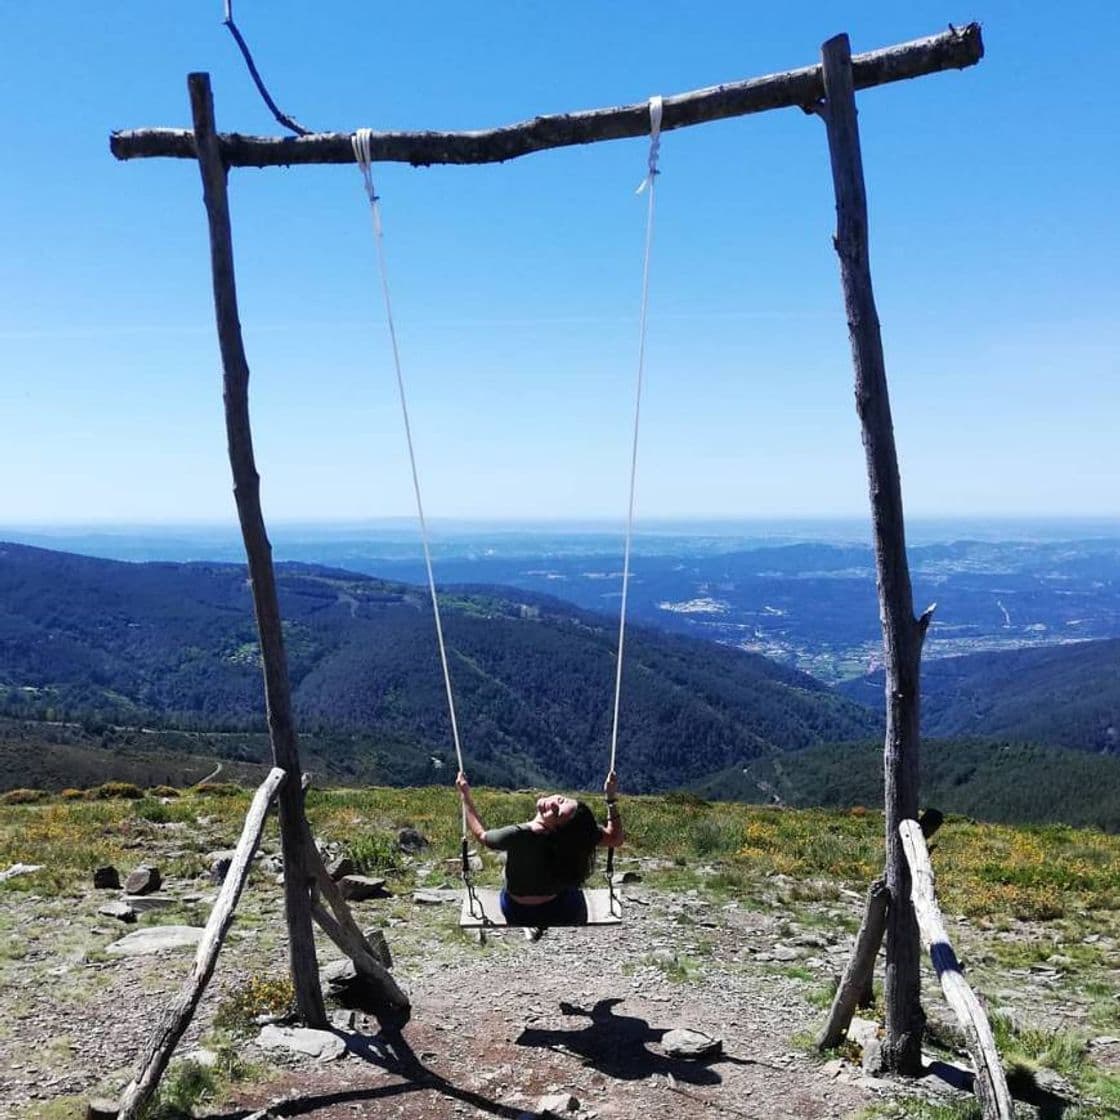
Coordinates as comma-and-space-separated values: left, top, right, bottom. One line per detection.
110, 23, 982, 168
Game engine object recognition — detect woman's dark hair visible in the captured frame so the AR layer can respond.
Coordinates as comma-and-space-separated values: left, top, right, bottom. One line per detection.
544, 801, 599, 888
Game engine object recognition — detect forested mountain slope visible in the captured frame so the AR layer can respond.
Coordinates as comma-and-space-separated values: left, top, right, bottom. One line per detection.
693, 737, 1120, 831
0, 543, 879, 792
838, 639, 1120, 752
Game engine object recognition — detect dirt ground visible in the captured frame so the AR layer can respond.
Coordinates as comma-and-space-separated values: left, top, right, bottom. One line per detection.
3, 848, 1111, 1119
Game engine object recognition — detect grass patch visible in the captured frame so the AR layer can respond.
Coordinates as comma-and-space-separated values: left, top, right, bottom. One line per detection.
2, 787, 1120, 922
860, 1099, 981, 1120
212, 973, 295, 1034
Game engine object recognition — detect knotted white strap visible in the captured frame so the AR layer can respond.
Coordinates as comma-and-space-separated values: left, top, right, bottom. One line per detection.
636, 95, 663, 194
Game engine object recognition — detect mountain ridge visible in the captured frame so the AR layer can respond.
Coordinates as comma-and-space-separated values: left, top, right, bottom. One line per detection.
0, 541, 879, 792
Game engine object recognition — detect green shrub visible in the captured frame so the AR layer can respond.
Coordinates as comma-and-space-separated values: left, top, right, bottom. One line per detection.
0, 788, 46, 805
134, 797, 171, 824
191, 782, 244, 797
60, 787, 88, 800
91, 781, 144, 800
346, 830, 401, 875
148, 785, 181, 799
146, 1058, 220, 1119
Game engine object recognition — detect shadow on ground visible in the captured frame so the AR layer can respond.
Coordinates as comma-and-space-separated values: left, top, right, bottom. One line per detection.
515, 997, 750, 1085
926, 1058, 1083, 1120
207, 1028, 523, 1119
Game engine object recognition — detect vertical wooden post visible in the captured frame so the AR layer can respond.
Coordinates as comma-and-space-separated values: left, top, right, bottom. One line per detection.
817, 35, 933, 1075
187, 71, 326, 1028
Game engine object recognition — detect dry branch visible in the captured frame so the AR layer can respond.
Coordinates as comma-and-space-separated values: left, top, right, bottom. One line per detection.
817, 877, 889, 1050
111, 24, 981, 166
115, 767, 286, 1120
900, 820, 1015, 1120
308, 839, 410, 1022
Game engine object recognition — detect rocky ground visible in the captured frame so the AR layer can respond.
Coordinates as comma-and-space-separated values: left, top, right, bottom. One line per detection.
1, 823, 1117, 1120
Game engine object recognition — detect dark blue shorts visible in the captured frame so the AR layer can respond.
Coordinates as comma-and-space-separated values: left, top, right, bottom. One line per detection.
499, 888, 588, 927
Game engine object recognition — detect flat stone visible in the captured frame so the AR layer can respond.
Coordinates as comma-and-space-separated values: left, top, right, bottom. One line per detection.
0, 863, 42, 882
121, 895, 175, 913
97, 901, 137, 924
339, 875, 390, 901
789, 931, 829, 948
662, 1028, 722, 1059
256, 1024, 346, 1061
106, 925, 204, 956
771, 943, 801, 961
413, 888, 460, 904
86, 1097, 120, 1120
612, 870, 642, 884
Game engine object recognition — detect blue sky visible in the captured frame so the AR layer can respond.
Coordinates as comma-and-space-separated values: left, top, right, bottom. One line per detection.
1, 2, 1116, 525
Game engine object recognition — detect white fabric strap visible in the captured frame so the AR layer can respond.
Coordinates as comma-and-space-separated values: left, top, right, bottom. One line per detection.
609, 96, 662, 778
351, 129, 467, 808
636, 95, 663, 194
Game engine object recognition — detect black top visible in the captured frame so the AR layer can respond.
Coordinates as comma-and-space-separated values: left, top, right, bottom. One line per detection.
483, 823, 574, 896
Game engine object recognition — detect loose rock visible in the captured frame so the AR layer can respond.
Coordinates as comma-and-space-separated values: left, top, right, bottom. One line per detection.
327, 856, 356, 881
97, 901, 137, 924
662, 1028, 723, 1059
537, 1091, 580, 1116
124, 866, 161, 895
397, 827, 428, 853
93, 866, 120, 890
256, 1024, 346, 1061
413, 888, 460, 904
339, 875, 390, 901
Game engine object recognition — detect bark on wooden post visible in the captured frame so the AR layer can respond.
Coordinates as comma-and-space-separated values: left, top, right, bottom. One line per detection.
187, 70, 327, 1027
818, 877, 888, 1050
114, 768, 287, 1120
901, 820, 1015, 1119
817, 34, 934, 1075
817, 809, 944, 1050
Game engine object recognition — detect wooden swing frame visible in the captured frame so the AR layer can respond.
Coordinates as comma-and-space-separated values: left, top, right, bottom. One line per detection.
108, 22, 987, 1118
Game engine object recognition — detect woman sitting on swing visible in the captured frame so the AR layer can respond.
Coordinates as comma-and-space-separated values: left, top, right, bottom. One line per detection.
456, 770, 623, 930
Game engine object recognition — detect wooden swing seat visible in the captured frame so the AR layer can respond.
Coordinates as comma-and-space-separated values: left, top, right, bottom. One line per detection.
458, 888, 622, 929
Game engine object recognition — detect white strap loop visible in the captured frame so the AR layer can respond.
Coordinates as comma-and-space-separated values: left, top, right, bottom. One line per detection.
351, 129, 466, 822
636, 95, 664, 194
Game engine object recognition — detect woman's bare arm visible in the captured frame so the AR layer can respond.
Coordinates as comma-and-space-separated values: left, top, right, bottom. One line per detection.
456, 772, 492, 846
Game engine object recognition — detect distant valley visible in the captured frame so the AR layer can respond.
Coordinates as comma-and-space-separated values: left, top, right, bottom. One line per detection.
9, 522, 1118, 683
